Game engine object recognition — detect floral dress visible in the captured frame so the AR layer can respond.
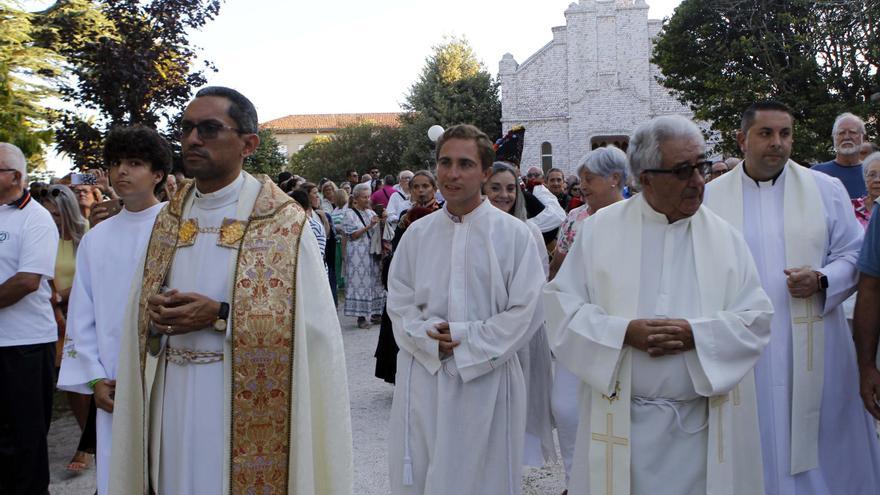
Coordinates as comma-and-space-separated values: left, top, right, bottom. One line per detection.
555, 204, 592, 255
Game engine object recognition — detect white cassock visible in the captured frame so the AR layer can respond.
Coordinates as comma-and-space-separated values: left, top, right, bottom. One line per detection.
520, 220, 556, 466
545, 195, 773, 495
530, 184, 566, 233
57, 203, 165, 495
386, 200, 544, 495
706, 162, 880, 494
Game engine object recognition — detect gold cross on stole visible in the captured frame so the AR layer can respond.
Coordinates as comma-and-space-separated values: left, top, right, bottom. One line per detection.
592, 412, 628, 495
792, 298, 821, 371
710, 395, 729, 463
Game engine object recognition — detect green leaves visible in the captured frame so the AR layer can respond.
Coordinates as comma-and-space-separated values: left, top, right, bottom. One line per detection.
653, 0, 879, 162
244, 129, 288, 179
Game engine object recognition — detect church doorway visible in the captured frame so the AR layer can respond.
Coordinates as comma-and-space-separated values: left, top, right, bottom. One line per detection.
591, 135, 629, 152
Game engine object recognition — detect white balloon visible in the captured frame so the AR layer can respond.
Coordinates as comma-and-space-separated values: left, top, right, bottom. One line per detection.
427, 125, 445, 143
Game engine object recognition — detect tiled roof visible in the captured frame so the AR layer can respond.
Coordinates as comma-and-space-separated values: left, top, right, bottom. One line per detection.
260, 112, 402, 132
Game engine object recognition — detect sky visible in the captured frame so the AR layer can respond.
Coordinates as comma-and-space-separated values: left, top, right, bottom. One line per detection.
36, 0, 683, 175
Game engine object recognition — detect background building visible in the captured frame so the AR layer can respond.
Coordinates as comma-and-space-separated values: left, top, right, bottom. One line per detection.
499, 0, 691, 173
261, 112, 401, 158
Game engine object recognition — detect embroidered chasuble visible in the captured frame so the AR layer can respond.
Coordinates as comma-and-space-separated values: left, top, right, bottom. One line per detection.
109, 172, 353, 495
544, 195, 772, 495
706, 162, 880, 494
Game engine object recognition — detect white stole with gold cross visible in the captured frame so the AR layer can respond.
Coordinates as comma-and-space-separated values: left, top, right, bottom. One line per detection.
585, 196, 755, 495
706, 161, 826, 474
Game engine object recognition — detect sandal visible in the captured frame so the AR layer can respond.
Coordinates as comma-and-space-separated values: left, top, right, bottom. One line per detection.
357, 317, 370, 329
66, 450, 93, 474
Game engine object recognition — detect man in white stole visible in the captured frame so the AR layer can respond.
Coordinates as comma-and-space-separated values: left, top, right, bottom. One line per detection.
57, 125, 172, 494
108, 87, 352, 494
706, 101, 880, 494
545, 115, 772, 495
387, 125, 544, 495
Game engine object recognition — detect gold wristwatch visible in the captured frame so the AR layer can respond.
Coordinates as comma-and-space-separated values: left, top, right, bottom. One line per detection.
213, 302, 230, 332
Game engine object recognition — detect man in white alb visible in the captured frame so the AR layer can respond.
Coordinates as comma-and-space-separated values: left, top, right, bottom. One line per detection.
109, 87, 352, 494
706, 100, 880, 494
57, 125, 171, 494
387, 124, 544, 495
545, 115, 773, 495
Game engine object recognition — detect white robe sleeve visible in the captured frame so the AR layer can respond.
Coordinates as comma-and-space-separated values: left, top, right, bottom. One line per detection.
387, 230, 444, 375
386, 192, 408, 224
684, 232, 774, 396
815, 177, 863, 314
447, 225, 544, 383
291, 226, 353, 495
529, 185, 566, 233
527, 221, 550, 278
543, 219, 630, 395
57, 233, 104, 394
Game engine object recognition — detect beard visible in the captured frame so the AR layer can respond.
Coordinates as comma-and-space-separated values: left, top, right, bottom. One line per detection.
836, 142, 860, 156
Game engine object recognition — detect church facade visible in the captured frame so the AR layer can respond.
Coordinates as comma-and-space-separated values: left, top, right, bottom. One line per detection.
499, 0, 691, 174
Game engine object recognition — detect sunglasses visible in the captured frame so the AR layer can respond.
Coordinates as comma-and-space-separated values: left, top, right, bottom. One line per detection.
180, 120, 244, 140
643, 161, 712, 181
37, 188, 63, 198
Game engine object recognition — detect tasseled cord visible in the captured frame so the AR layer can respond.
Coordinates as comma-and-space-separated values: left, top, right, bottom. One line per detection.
403, 356, 415, 486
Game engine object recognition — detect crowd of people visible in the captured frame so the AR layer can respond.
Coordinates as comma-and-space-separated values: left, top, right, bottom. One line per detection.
1, 86, 880, 495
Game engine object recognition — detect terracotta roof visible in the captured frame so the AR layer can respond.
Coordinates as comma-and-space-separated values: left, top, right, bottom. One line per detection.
260, 112, 402, 132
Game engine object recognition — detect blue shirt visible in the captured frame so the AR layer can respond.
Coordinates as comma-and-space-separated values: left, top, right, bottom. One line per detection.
812, 160, 866, 199
859, 203, 880, 277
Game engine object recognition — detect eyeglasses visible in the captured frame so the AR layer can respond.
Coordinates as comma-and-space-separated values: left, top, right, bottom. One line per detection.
526, 172, 543, 179
644, 161, 712, 181
711, 168, 729, 177
866, 171, 880, 180
0, 168, 18, 173
180, 120, 244, 139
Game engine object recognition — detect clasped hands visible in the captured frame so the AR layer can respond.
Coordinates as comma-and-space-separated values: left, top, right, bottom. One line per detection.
427, 322, 459, 359
148, 289, 220, 336
625, 319, 695, 357
785, 265, 821, 299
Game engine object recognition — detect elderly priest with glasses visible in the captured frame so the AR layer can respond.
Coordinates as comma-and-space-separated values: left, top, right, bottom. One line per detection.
108, 87, 352, 495
544, 115, 773, 495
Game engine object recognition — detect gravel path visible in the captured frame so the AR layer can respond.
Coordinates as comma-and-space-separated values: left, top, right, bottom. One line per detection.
48, 307, 567, 494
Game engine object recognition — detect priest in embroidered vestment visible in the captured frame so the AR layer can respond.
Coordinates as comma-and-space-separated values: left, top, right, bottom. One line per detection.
108, 87, 352, 495
705, 101, 880, 494
544, 115, 773, 495
386, 125, 544, 495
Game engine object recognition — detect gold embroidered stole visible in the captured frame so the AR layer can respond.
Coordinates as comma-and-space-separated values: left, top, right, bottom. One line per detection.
136, 175, 306, 493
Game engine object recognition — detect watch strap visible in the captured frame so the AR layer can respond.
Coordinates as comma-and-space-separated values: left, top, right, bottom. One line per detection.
218, 302, 230, 320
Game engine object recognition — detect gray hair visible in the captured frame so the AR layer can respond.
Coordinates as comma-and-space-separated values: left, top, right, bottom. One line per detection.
832, 112, 866, 140
352, 182, 372, 198
398, 170, 414, 181
628, 115, 705, 179
863, 152, 880, 175
0, 143, 27, 184
575, 146, 629, 192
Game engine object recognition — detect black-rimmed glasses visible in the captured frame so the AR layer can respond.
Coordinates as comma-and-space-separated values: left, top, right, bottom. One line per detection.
180, 120, 244, 140
0, 168, 18, 173
644, 161, 712, 181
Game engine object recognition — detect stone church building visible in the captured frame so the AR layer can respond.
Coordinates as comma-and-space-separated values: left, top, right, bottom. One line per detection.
499, 0, 691, 173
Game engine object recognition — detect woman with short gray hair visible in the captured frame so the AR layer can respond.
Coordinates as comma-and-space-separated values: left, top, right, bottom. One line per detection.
855, 151, 880, 228
547, 146, 628, 489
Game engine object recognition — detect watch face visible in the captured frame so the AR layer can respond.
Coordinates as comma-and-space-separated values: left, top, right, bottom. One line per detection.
213, 319, 227, 332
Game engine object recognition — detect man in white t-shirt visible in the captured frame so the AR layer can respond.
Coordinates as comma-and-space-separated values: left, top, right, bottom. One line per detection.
0, 143, 59, 494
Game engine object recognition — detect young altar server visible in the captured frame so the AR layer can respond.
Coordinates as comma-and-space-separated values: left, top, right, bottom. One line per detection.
57, 125, 171, 494
386, 124, 544, 495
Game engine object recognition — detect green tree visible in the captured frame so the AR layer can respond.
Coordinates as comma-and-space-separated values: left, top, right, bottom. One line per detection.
653, 0, 880, 162
36, 0, 221, 169
400, 37, 501, 168
244, 129, 287, 179
288, 123, 407, 182
0, 1, 63, 169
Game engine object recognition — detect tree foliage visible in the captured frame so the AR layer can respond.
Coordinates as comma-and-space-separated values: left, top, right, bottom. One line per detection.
0, 1, 64, 168
653, 0, 880, 162
35, 0, 221, 169
400, 37, 501, 168
288, 123, 407, 182
244, 129, 287, 179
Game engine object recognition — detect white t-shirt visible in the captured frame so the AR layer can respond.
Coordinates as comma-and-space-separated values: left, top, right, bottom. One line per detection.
0, 193, 60, 346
